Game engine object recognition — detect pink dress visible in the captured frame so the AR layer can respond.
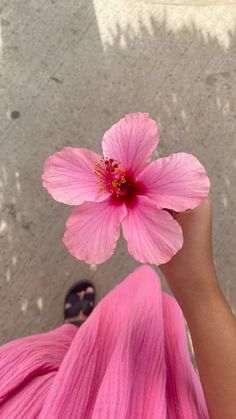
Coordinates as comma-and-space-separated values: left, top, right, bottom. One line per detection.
0, 266, 209, 418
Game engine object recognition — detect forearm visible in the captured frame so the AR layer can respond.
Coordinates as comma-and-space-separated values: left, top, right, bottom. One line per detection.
175, 270, 236, 419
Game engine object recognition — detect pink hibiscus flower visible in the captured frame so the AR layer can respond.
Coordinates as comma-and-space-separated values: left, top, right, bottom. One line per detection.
42, 113, 210, 265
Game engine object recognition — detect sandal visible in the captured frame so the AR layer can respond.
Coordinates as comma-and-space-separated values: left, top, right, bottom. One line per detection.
64, 280, 96, 328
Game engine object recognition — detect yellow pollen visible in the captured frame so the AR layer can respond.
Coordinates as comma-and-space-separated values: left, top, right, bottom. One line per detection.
94, 158, 126, 195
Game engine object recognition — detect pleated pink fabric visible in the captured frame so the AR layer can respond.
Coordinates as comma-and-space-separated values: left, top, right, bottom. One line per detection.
0, 266, 209, 418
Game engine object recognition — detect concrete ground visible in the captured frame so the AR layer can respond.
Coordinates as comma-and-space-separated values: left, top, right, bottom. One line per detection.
0, 0, 236, 345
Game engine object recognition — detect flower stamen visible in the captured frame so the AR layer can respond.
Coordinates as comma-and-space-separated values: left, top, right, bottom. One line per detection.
94, 158, 126, 196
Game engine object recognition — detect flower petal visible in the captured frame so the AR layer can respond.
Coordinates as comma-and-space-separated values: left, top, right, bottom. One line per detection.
138, 153, 210, 211
122, 196, 183, 265
102, 113, 159, 177
63, 200, 127, 264
42, 147, 110, 205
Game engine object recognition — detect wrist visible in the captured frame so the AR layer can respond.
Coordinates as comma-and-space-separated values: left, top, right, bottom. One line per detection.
172, 268, 221, 315
163, 261, 219, 301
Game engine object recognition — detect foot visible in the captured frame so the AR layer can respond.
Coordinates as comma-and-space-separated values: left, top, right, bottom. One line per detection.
64, 281, 96, 326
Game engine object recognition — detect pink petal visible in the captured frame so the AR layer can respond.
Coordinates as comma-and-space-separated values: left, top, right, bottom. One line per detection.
102, 113, 159, 177
42, 148, 110, 205
138, 153, 210, 211
63, 200, 127, 264
122, 196, 183, 265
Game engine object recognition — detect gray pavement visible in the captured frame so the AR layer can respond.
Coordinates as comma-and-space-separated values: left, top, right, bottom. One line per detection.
0, 0, 236, 345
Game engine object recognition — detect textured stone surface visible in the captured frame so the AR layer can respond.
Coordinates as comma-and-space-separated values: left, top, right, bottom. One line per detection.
0, 0, 236, 344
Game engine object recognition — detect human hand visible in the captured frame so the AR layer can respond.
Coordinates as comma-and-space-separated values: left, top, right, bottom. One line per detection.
160, 198, 218, 302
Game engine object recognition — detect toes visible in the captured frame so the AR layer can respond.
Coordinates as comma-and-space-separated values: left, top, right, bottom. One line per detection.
85, 286, 94, 294
77, 287, 95, 300
77, 290, 85, 300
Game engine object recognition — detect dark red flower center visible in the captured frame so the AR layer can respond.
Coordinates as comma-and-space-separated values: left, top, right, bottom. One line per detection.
94, 158, 145, 206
